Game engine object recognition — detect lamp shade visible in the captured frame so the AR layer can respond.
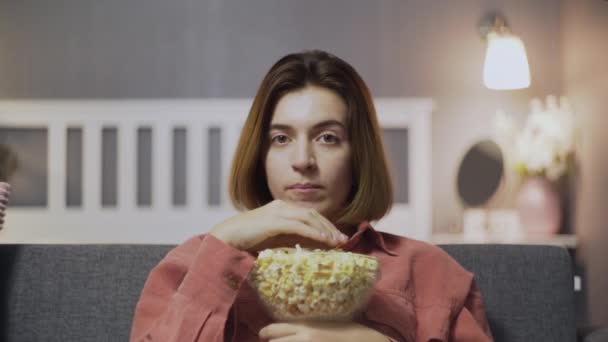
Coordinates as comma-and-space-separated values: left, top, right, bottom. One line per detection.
483, 32, 531, 90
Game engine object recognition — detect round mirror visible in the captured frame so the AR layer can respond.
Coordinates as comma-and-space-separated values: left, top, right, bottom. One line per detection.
457, 139, 504, 207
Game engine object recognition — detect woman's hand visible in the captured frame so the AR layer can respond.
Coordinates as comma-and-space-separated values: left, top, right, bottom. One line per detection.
0, 182, 11, 229
209, 199, 348, 252
259, 321, 391, 342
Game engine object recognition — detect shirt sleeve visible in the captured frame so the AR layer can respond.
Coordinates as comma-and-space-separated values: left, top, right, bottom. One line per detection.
412, 245, 494, 342
129, 234, 255, 342
416, 281, 493, 342
450, 280, 494, 342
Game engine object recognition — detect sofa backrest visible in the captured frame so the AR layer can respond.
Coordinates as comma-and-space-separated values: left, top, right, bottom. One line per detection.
441, 244, 576, 342
0, 244, 171, 342
0, 244, 576, 342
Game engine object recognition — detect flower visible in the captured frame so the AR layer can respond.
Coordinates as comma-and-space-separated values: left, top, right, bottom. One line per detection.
514, 95, 576, 181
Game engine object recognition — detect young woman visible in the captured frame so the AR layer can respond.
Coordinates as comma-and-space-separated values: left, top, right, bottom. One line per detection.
130, 50, 494, 342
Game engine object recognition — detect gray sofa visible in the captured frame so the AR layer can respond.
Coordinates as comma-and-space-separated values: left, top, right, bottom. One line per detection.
0, 244, 577, 342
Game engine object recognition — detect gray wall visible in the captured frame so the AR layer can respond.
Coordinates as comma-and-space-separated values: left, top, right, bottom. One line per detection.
562, 0, 608, 327
0, 0, 564, 234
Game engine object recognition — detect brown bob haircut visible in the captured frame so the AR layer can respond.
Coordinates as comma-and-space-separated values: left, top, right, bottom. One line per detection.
228, 49, 394, 226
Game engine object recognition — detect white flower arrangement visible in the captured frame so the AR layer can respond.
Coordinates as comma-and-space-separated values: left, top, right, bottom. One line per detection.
494, 95, 577, 182
514, 95, 576, 181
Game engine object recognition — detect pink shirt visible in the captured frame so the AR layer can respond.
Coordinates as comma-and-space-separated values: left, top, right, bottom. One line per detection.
130, 221, 493, 341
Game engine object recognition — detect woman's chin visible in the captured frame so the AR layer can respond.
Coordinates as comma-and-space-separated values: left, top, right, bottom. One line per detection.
286, 198, 327, 211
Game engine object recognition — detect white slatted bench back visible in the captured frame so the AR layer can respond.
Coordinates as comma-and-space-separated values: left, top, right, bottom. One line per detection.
0, 99, 431, 244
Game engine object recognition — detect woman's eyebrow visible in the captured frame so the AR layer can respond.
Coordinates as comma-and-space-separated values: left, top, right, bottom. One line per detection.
269, 119, 345, 131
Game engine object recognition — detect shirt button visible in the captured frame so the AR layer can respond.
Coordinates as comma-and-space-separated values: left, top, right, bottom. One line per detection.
226, 275, 240, 290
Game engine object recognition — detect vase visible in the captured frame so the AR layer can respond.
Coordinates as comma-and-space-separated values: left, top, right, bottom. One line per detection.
516, 176, 563, 235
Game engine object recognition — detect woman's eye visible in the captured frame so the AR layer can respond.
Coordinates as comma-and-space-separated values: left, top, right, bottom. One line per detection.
319, 134, 339, 144
271, 134, 289, 144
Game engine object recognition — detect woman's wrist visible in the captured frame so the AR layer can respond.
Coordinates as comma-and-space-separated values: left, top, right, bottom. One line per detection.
209, 223, 233, 246
209, 221, 246, 250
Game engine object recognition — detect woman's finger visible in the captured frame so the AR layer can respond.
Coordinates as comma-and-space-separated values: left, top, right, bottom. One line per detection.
311, 210, 348, 244
273, 218, 330, 245
296, 207, 343, 244
277, 206, 328, 240
268, 337, 301, 342
292, 209, 341, 246
260, 323, 299, 339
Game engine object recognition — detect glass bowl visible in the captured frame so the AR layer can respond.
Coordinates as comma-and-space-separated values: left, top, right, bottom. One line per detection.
249, 245, 379, 322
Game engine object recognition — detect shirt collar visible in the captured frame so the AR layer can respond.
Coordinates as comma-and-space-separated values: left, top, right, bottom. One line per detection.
341, 220, 398, 256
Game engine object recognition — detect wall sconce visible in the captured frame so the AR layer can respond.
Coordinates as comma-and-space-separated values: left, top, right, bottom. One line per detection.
480, 13, 531, 90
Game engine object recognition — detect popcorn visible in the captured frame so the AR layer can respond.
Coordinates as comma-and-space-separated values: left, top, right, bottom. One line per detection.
249, 244, 378, 321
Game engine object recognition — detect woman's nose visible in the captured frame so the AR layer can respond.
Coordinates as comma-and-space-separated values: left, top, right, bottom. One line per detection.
291, 143, 316, 172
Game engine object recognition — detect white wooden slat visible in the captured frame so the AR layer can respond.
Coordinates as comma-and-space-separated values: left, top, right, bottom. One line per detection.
413, 111, 432, 241
118, 122, 136, 211
152, 123, 172, 210
371, 99, 434, 241
83, 122, 102, 212
221, 123, 240, 208
47, 122, 67, 212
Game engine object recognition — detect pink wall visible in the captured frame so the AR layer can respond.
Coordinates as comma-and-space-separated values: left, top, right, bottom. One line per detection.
562, 0, 608, 326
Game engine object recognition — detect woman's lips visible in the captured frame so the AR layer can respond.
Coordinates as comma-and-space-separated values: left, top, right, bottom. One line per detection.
287, 185, 322, 200
289, 188, 321, 194
288, 183, 322, 189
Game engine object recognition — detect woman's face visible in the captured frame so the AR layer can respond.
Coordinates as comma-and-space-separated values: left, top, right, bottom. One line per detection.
264, 85, 353, 222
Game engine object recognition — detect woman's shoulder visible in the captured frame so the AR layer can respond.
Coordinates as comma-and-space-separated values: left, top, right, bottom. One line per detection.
379, 232, 476, 306
379, 232, 470, 273
380, 232, 443, 256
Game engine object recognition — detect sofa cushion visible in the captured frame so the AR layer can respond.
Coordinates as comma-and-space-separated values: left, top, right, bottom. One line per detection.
0, 243, 576, 342
0, 244, 172, 341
